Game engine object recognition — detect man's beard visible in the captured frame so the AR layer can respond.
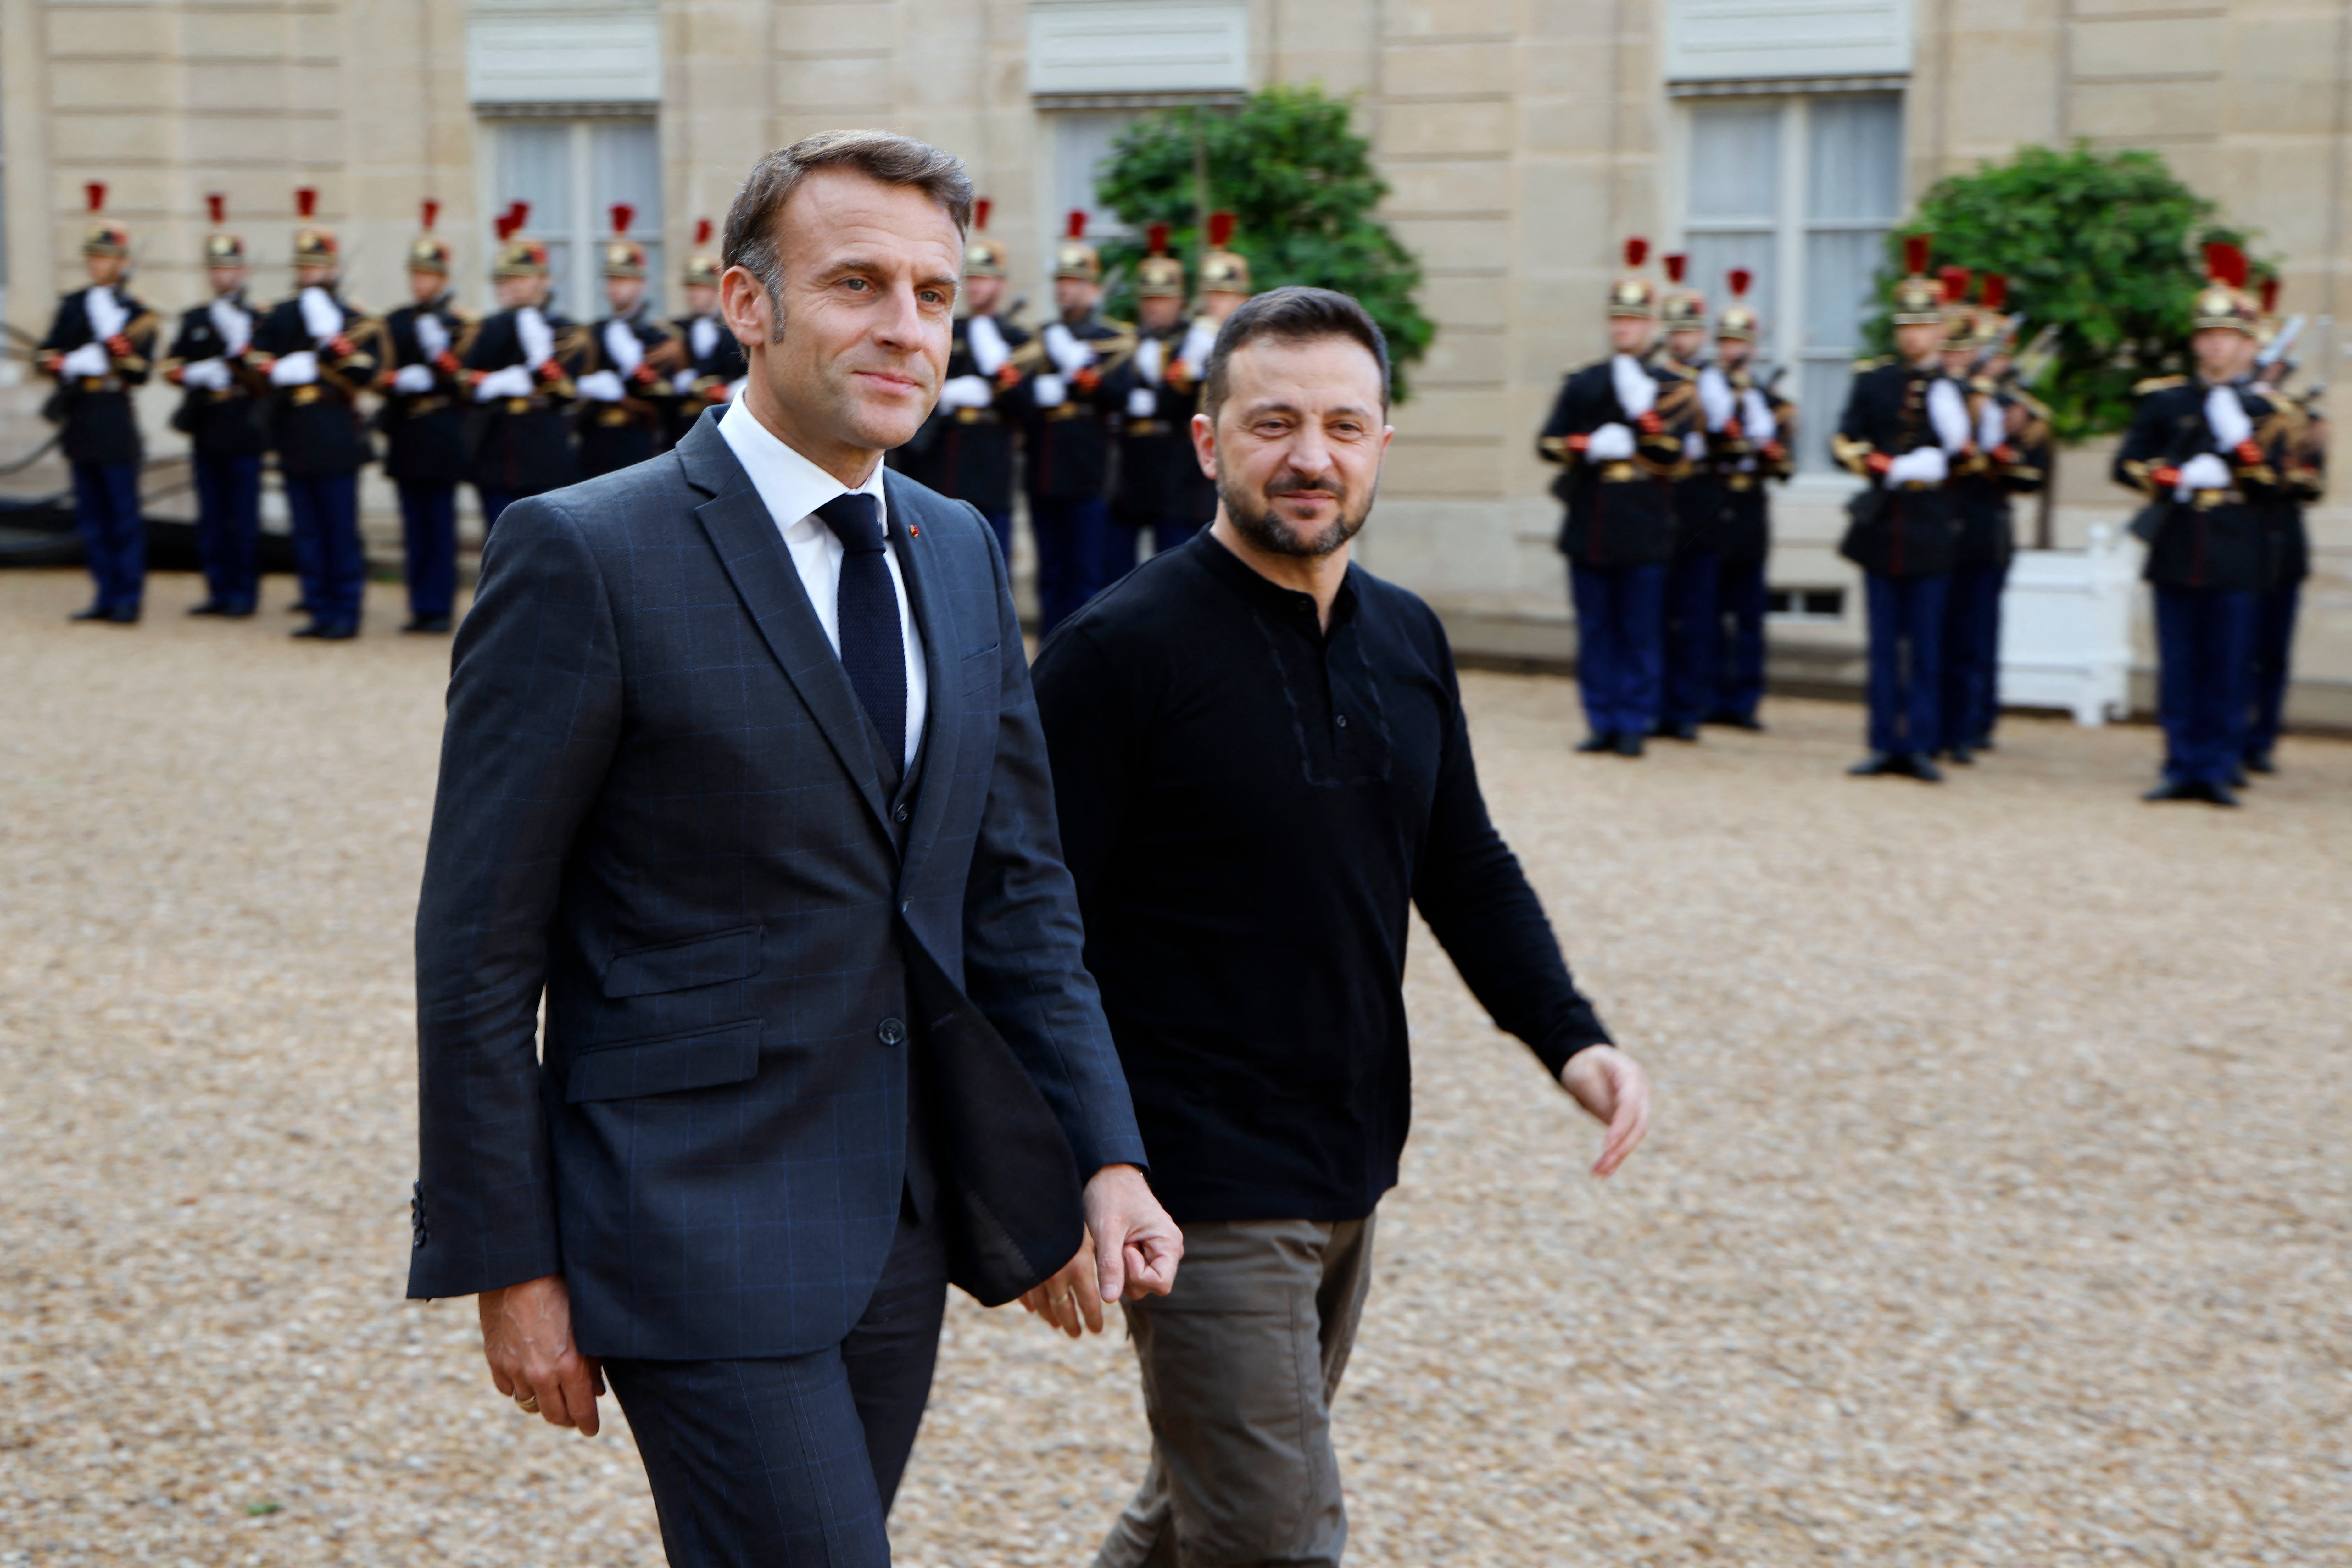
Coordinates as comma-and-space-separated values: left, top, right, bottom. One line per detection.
1218, 466, 1374, 559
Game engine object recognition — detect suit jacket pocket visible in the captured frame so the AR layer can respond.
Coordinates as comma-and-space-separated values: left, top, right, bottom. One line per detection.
566, 1019, 762, 1103
602, 923, 764, 998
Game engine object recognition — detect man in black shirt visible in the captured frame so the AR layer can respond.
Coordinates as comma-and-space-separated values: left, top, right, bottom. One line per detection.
1032, 287, 1652, 1568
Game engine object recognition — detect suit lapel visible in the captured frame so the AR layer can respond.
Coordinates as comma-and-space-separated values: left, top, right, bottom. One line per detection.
682, 417, 891, 835
886, 472, 963, 889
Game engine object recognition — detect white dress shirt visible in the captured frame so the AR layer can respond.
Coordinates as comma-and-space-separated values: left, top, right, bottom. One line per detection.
719, 396, 928, 772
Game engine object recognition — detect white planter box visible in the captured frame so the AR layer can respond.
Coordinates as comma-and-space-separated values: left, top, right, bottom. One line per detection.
1998, 525, 2139, 726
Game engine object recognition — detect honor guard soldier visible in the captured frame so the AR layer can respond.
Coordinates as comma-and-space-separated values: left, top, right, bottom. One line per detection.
162, 194, 267, 618
1832, 236, 1970, 781
1103, 224, 1217, 572
1537, 237, 1685, 757
2113, 245, 2287, 805
668, 219, 745, 444
254, 188, 379, 640
1655, 254, 1721, 741
576, 204, 682, 480
1008, 211, 1132, 633
38, 183, 161, 625
1195, 209, 1253, 328
463, 210, 588, 530
1705, 269, 1793, 729
1937, 272, 2048, 763
890, 197, 1028, 560
2245, 281, 2324, 776
378, 200, 473, 633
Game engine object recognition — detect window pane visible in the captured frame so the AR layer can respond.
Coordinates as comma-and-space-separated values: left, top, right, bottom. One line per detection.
495, 120, 574, 303
1052, 110, 1141, 247
1803, 226, 1884, 350
1688, 104, 1779, 222
592, 120, 665, 314
1806, 94, 1902, 221
1684, 231, 1776, 358
1798, 357, 1858, 475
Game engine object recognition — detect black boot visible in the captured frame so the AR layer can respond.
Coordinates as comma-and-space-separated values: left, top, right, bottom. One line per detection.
1848, 752, 1899, 776
2244, 750, 2277, 776
1613, 731, 1645, 758
1575, 731, 1617, 754
2142, 778, 2200, 803
1900, 753, 1945, 783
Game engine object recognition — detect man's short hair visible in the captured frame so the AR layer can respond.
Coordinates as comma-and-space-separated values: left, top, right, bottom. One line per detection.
1201, 286, 1391, 424
722, 130, 974, 327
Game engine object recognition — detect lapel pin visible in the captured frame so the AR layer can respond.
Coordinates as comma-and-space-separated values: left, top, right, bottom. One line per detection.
908, 525, 920, 538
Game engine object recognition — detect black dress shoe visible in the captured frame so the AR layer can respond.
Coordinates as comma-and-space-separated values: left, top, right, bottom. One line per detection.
1972, 734, 1997, 753
1653, 721, 1699, 742
288, 600, 314, 616
188, 600, 228, 617
106, 605, 140, 625
1902, 754, 1945, 783
1944, 746, 1975, 766
401, 616, 453, 634
292, 620, 358, 641
1848, 752, 1899, 776
2202, 781, 2242, 808
1614, 731, 1645, 757
220, 603, 258, 619
68, 604, 111, 622
2244, 750, 2277, 775
2142, 779, 2200, 803
1706, 711, 1764, 731
1575, 731, 1618, 754
2226, 762, 2249, 788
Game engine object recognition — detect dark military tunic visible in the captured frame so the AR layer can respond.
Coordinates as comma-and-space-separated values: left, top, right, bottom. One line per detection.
893, 313, 1030, 515
1006, 314, 1133, 502
163, 292, 268, 458
666, 311, 746, 445
1711, 367, 1793, 563
1832, 359, 1961, 578
1102, 316, 1218, 532
1536, 354, 1686, 569
577, 305, 679, 479
1949, 379, 2050, 571
38, 285, 162, 467
2112, 377, 2287, 593
463, 305, 589, 496
252, 288, 378, 476
377, 298, 472, 487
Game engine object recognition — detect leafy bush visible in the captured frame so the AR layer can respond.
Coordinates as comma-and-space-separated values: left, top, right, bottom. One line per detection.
1094, 86, 1435, 399
1869, 144, 2259, 441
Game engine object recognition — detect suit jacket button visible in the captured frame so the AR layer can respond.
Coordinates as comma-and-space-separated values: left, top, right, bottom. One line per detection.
878, 1017, 907, 1046
893, 803, 910, 823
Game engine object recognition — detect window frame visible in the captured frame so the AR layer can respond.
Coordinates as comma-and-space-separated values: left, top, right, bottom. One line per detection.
479, 115, 664, 325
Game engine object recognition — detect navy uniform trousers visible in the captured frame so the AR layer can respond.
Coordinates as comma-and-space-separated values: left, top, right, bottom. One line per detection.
192, 453, 264, 613
1863, 572, 1948, 757
1659, 549, 1721, 729
1940, 563, 2007, 753
1569, 562, 1667, 738
1031, 495, 1110, 635
2246, 582, 2299, 760
284, 470, 365, 631
73, 461, 146, 615
397, 483, 459, 623
1714, 555, 1768, 722
2154, 585, 2255, 787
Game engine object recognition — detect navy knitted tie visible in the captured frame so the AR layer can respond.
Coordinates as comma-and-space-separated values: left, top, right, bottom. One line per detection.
815, 492, 906, 773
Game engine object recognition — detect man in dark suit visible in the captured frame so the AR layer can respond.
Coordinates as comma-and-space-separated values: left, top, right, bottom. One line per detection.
407, 131, 1181, 1565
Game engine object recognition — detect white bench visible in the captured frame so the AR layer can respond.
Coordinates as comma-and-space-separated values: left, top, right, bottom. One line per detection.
1998, 525, 2138, 726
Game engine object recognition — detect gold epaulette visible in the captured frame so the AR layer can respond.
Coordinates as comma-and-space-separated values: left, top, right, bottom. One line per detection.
1852, 354, 1893, 373
2132, 375, 2187, 396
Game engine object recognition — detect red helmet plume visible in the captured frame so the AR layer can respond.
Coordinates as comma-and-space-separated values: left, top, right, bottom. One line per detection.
1903, 234, 1931, 276
974, 197, 991, 232
1623, 236, 1648, 269
1146, 222, 1169, 255
86, 182, 107, 214
206, 193, 226, 226
1727, 267, 1752, 299
1066, 210, 1087, 240
1980, 273, 2007, 311
1938, 265, 1971, 304
508, 200, 531, 232
1208, 211, 1236, 249
2260, 275, 2279, 313
693, 217, 712, 248
421, 199, 440, 231
1663, 252, 1686, 285
610, 203, 634, 236
295, 187, 318, 220
2203, 241, 2247, 290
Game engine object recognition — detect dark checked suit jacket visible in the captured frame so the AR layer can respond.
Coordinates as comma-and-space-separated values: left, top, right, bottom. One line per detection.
406, 409, 1146, 1361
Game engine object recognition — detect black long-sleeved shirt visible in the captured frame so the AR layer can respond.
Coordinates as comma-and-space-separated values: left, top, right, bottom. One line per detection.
1032, 531, 1611, 1223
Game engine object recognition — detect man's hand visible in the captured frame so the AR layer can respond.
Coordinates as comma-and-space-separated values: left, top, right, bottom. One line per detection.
1017, 1235, 1108, 1337
1082, 1164, 1182, 1302
1560, 1045, 1652, 1177
478, 1275, 604, 1436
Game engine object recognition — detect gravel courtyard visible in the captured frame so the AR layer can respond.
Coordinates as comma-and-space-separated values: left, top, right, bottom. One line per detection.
2, 564, 2346, 1567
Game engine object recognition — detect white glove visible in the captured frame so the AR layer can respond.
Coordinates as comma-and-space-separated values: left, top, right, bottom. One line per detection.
207, 298, 253, 357
1032, 372, 1068, 409
1041, 322, 1096, 376
269, 350, 320, 387
966, 314, 1009, 377
1697, 366, 1736, 431
1682, 431, 1707, 461
602, 319, 644, 377
672, 366, 699, 395
472, 363, 534, 401
2203, 384, 2253, 449
688, 315, 720, 362
1884, 446, 1948, 486
390, 362, 436, 393
936, 374, 994, 411
1977, 396, 2007, 452
1135, 336, 1164, 387
1584, 422, 1636, 461
1739, 386, 1777, 444
1127, 387, 1158, 418
1176, 318, 1218, 376
414, 311, 450, 362
575, 369, 625, 403
180, 358, 233, 391
516, 306, 554, 370
1927, 378, 1972, 453
298, 286, 343, 343
84, 286, 128, 342
59, 341, 112, 378
1609, 353, 1656, 418
2175, 453, 2233, 496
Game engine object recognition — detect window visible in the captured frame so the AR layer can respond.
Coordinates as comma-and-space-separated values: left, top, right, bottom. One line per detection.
1767, 587, 1847, 621
485, 118, 664, 321
1680, 92, 1903, 474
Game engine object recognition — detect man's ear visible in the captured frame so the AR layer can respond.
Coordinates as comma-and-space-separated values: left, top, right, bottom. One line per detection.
1190, 411, 1218, 482
719, 264, 770, 348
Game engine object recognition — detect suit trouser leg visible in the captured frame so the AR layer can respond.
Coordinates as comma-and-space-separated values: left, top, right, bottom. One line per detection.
220, 454, 263, 611
72, 462, 120, 611
313, 470, 365, 628
1941, 566, 1997, 751
398, 482, 459, 622
2183, 590, 2255, 785
1568, 563, 1619, 736
2247, 582, 2299, 757
606, 1203, 949, 1568
1095, 1215, 1378, 1568
192, 452, 233, 606
1716, 555, 1768, 719
1865, 574, 1903, 754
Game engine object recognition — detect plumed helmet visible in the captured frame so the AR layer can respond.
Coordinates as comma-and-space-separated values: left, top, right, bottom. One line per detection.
408, 199, 452, 275
1053, 211, 1101, 282
1135, 223, 1185, 298
1198, 211, 1250, 295
682, 218, 721, 288
492, 204, 550, 279
203, 193, 244, 266
2193, 242, 2260, 336
1716, 267, 1760, 342
1659, 252, 1706, 330
602, 204, 648, 280
1609, 236, 1656, 319
290, 187, 339, 268
964, 198, 1007, 279
1889, 234, 1944, 325
81, 183, 130, 259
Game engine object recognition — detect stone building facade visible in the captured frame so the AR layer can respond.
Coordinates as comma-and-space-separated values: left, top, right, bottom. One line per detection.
3, 0, 2344, 716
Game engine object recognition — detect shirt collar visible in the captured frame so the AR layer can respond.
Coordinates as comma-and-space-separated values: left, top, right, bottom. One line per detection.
718, 395, 891, 537
1188, 528, 1360, 631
